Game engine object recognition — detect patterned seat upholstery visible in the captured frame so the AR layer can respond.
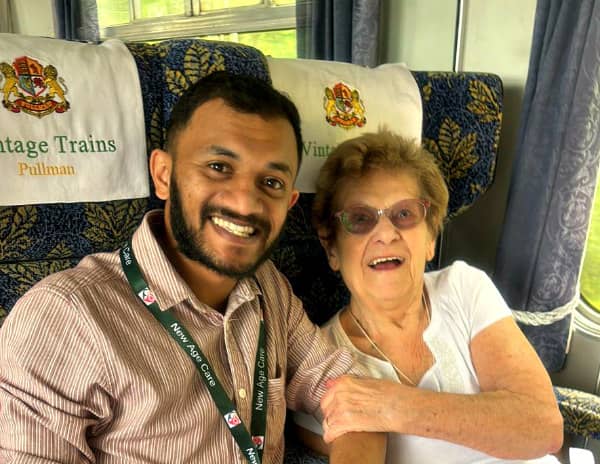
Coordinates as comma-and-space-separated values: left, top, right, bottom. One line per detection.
0, 38, 596, 455
555, 387, 600, 440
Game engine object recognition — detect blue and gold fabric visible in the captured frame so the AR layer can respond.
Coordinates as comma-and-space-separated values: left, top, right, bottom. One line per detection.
555, 386, 600, 440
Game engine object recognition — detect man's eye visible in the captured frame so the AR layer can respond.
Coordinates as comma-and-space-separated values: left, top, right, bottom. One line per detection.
207, 162, 231, 173
263, 177, 284, 190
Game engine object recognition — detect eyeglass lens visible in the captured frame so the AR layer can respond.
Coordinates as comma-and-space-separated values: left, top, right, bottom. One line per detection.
338, 199, 427, 234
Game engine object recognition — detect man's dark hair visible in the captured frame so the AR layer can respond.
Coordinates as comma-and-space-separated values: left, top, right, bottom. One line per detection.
165, 71, 303, 171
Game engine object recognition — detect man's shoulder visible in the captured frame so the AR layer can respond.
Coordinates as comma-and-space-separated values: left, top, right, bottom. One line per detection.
2, 250, 124, 343
253, 259, 296, 306
22, 250, 122, 303
254, 259, 287, 285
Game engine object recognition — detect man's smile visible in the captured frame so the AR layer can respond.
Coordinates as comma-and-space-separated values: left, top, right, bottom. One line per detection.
211, 216, 256, 238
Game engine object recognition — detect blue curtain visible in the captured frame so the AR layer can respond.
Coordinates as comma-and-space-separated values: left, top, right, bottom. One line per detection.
54, 0, 99, 42
495, 0, 600, 372
296, 0, 381, 66
0, 0, 13, 33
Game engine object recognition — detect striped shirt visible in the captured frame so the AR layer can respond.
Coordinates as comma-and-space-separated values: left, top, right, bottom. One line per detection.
0, 210, 356, 463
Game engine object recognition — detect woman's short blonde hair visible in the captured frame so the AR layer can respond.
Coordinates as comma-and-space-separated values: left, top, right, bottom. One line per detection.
313, 129, 449, 242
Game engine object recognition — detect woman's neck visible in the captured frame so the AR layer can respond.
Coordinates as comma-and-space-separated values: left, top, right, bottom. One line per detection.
347, 291, 427, 334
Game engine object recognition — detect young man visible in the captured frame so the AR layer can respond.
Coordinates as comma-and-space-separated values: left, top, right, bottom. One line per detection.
0, 72, 384, 463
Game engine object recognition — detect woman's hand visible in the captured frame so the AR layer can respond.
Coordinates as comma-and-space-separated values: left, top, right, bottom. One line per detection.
321, 317, 563, 458
320, 375, 411, 443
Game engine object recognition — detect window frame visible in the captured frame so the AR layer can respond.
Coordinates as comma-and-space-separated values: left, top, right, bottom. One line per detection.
575, 299, 600, 337
100, 3, 296, 42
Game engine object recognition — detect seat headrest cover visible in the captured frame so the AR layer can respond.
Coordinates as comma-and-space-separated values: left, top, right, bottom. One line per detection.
267, 57, 422, 192
0, 34, 148, 205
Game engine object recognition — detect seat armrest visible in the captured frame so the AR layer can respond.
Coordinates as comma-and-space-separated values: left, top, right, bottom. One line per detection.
555, 386, 600, 440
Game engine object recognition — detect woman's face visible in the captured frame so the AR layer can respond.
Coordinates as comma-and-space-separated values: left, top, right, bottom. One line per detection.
322, 169, 436, 306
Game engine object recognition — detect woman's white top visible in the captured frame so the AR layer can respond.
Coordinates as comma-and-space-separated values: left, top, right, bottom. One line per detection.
294, 261, 560, 464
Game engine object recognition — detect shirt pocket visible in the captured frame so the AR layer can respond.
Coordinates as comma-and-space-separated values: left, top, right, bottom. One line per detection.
264, 373, 286, 460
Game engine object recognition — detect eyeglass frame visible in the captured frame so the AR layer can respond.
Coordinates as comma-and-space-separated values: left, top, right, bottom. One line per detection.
333, 198, 431, 235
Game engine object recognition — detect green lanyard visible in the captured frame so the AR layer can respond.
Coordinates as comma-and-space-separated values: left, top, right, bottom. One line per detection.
120, 240, 268, 464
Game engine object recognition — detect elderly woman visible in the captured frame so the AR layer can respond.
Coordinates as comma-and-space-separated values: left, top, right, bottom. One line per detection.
294, 130, 563, 463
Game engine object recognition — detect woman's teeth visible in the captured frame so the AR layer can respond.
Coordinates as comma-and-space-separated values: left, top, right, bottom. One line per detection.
368, 256, 404, 268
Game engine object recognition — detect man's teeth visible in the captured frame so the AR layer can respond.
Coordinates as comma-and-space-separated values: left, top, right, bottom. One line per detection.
369, 256, 404, 267
212, 217, 255, 237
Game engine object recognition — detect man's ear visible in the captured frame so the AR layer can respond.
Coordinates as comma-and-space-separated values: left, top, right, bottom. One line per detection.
150, 148, 173, 201
288, 189, 300, 210
318, 229, 340, 272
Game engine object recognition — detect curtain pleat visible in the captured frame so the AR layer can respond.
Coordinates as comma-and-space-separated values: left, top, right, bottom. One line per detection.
296, 0, 380, 66
495, 0, 600, 372
0, 0, 13, 33
55, 0, 99, 42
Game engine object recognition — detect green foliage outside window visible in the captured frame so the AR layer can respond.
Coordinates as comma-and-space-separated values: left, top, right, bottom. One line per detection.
97, 0, 130, 26
202, 31, 296, 58
98, 0, 295, 27
582, 179, 600, 310
97, 0, 297, 58
201, 0, 261, 10
138, 0, 184, 19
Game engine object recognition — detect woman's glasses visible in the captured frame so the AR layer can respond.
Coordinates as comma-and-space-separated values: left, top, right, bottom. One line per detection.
334, 199, 430, 235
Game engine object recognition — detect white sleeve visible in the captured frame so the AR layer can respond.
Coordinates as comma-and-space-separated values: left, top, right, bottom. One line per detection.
293, 410, 324, 435
456, 261, 513, 338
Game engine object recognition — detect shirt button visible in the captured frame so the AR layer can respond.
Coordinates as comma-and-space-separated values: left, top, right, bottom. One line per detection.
239, 388, 247, 399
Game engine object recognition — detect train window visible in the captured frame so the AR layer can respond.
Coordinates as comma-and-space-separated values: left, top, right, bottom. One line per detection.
97, 0, 297, 58
581, 179, 600, 313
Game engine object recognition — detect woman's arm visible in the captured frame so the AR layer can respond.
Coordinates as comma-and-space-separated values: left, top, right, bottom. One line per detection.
293, 414, 387, 462
294, 423, 330, 456
320, 317, 563, 460
329, 432, 387, 463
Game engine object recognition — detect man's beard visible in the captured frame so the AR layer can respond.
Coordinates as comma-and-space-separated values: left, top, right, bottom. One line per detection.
169, 177, 284, 279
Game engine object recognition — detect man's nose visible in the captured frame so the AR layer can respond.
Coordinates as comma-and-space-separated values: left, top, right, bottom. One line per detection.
220, 178, 265, 217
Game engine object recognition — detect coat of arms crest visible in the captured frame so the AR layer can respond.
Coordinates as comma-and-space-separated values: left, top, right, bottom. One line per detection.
0, 56, 70, 117
323, 81, 366, 129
